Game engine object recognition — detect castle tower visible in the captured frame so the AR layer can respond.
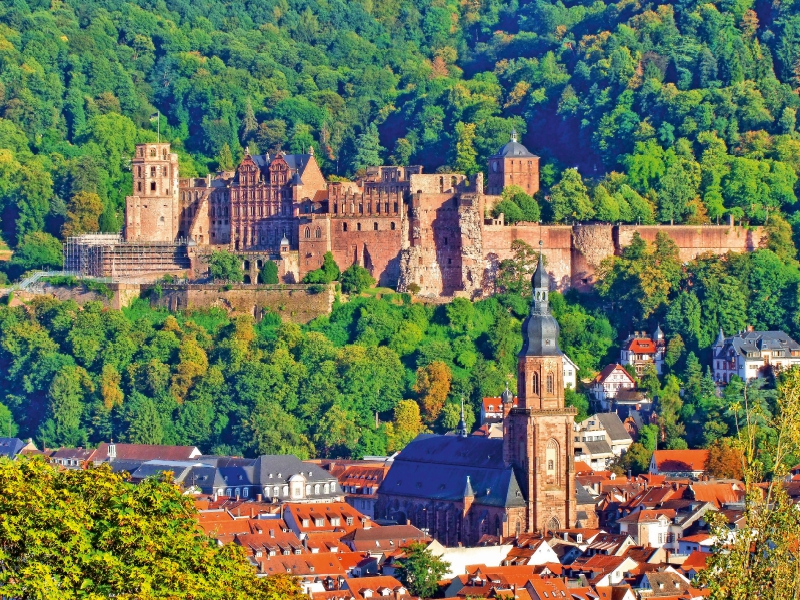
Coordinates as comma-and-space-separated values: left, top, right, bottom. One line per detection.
125, 143, 180, 242
503, 245, 576, 533
487, 130, 540, 196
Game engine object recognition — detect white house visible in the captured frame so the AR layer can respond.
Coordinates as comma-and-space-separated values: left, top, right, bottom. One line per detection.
620, 326, 665, 375
590, 364, 637, 408
563, 355, 579, 389
617, 510, 674, 548
713, 327, 800, 385
649, 449, 708, 478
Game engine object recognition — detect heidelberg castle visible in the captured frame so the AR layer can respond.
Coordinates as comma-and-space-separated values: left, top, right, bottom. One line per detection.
122, 136, 761, 296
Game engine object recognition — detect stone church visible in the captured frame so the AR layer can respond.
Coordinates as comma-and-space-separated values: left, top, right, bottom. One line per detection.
375, 253, 579, 546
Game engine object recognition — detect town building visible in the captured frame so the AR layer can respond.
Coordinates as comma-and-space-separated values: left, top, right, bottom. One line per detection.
712, 327, 800, 384
573, 414, 632, 471
619, 327, 665, 375
589, 364, 637, 408
563, 355, 579, 389
649, 450, 709, 479
376, 252, 576, 545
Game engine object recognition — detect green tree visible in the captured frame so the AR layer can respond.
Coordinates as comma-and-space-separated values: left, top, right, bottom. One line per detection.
352, 123, 384, 173
340, 264, 375, 294
396, 542, 451, 598
61, 191, 104, 238
259, 260, 280, 284
453, 122, 480, 175
699, 369, 800, 600
217, 143, 235, 171
5, 232, 63, 279
0, 458, 306, 600
204, 250, 244, 282
549, 168, 594, 222
302, 252, 340, 284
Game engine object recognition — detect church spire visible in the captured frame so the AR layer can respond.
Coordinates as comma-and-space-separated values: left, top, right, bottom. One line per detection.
519, 241, 561, 357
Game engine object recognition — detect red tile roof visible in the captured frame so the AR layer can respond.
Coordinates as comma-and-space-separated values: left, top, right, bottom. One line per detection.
627, 338, 657, 354
681, 550, 712, 573
652, 450, 709, 473
616, 509, 676, 524
92, 442, 200, 462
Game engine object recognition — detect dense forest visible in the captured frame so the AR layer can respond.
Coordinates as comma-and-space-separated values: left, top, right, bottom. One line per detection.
5, 0, 800, 277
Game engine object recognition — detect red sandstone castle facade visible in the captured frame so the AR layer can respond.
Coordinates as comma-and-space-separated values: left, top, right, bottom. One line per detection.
112, 138, 761, 292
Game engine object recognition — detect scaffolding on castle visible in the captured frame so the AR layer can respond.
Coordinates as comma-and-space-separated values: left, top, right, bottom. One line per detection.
64, 234, 192, 279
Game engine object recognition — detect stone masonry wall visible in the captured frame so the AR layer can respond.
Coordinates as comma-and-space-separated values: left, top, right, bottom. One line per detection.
481, 224, 574, 292
328, 216, 405, 287
617, 224, 762, 263
153, 283, 333, 324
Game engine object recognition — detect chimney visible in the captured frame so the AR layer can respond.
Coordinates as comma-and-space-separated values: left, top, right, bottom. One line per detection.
256, 493, 263, 502
747, 325, 754, 332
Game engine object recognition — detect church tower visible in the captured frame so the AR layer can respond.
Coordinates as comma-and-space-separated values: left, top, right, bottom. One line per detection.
503, 245, 576, 533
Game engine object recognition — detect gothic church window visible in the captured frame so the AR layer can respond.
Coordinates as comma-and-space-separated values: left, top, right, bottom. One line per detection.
315, 227, 321, 239
305, 228, 310, 238
532, 372, 539, 396
547, 373, 554, 394
546, 439, 559, 482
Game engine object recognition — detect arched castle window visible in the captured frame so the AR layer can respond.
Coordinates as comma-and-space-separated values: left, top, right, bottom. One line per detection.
343, 222, 348, 232
150, 148, 156, 157
391, 222, 396, 230
357, 223, 362, 231
547, 373, 554, 394
315, 227, 321, 239
532, 372, 539, 396
305, 227, 310, 238
373, 222, 378, 231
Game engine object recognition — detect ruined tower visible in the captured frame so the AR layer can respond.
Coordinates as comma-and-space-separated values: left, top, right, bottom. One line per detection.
503, 246, 576, 532
125, 143, 180, 242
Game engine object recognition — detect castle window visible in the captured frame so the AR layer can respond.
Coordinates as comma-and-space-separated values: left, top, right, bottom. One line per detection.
150, 148, 156, 157
150, 166, 156, 177
357, 223, 361, 231
343, 223, 348, 232
373, 222, 378, 231
439, 177, 444, 193
315, 227, 321, 239
390, 222, 396, 230
137, 166, 142, 177
150, 182, 156, 191
305, 228, 310, 239
137, 182, 142, 192
547, 373, 554, 394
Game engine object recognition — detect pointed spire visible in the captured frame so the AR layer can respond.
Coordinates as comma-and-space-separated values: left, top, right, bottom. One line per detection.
715, 327, 725, 346
463, 475, 475, 498
456, 397, 468, 438
653, 323, 664, 340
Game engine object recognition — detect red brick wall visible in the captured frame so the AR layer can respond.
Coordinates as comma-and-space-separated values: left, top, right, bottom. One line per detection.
328, 216, 405, 287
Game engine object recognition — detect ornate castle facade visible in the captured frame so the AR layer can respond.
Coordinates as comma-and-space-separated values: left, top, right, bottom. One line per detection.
109, 137, 760, 293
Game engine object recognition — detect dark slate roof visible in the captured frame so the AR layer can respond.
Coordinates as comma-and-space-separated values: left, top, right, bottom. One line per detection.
576, 485, 597, 505
0, 438, 25, 458
582, 440, 613, 455
379, 434, 525, 508
596, 413, 632, 443
714, 330, 800, 359
493, 140, 537, 158
251, 153, 313, 176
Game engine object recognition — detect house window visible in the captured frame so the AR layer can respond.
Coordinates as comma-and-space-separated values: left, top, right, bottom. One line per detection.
242, 488, 249, 497
315, 518, 325, 527
314, 484, 320, 494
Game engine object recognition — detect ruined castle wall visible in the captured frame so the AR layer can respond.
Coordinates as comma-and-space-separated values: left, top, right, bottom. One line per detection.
401, 193, 465, 296
154, 283, 333, 324
481, 224, 574, 291
571, 224, 616, 290
328, 216, 405, 287
617, 225, 762, 262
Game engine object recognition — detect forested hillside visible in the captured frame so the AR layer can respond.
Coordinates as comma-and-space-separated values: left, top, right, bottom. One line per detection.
3, 0, 800, 269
